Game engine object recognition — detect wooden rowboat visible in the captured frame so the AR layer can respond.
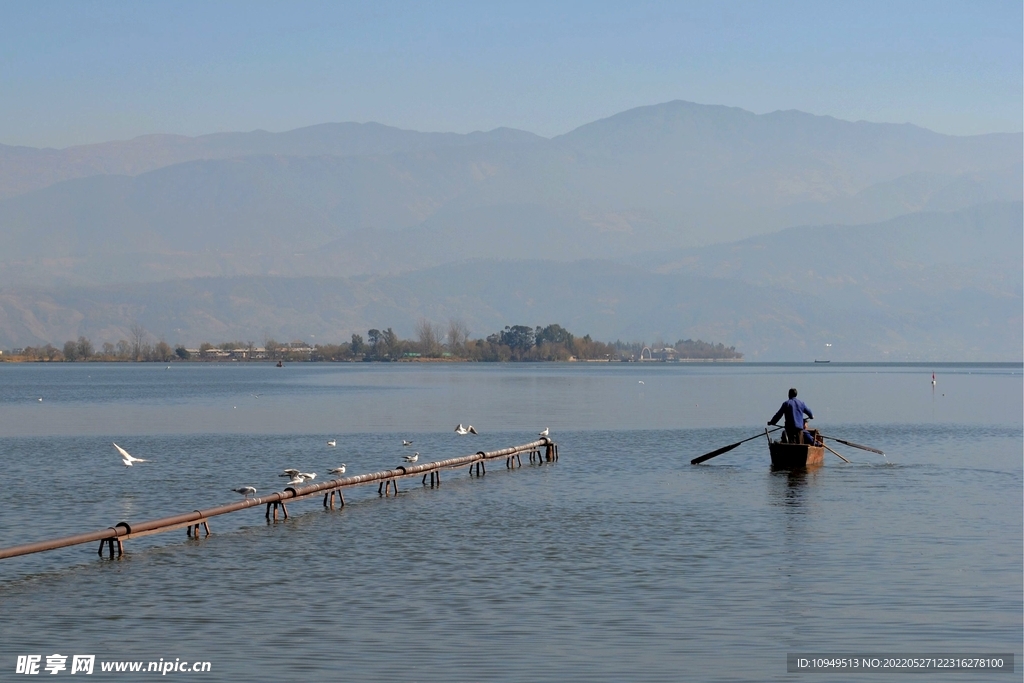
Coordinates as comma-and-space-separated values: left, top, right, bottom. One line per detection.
768, 429, 824, 468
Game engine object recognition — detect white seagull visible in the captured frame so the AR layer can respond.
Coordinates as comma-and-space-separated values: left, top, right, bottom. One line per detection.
232, 486, 257, 498
538, 427, 549, 437
113, 442, 147, 467
327, 439, 336, 447
279, 468, 301, 478
402, 440, 413, 447
328, 465, 347, 475
403, 452, 420, 463
298, 472, 317, 482
284, 476, 305, 486
454, 424, 478, 435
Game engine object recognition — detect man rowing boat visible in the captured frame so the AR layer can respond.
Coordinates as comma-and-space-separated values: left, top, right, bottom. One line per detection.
768, 388, 816, 445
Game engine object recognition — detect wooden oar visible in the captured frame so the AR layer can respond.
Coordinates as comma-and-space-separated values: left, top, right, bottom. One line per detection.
819, 434, 884, 455
691, 427, 781, 465
821, 442, 851, 463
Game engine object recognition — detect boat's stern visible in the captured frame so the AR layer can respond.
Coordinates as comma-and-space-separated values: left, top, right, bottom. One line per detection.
768, 441, 825, 468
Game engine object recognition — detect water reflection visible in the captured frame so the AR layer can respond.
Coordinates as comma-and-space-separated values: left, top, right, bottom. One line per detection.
768, 464, 820, 509
118, 494, 138, 521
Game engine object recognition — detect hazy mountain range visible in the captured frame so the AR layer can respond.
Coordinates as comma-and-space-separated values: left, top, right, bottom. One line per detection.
0, 101, 1020, 359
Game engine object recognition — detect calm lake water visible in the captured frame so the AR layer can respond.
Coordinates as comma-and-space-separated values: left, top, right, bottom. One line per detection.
0, 362, 1020, 682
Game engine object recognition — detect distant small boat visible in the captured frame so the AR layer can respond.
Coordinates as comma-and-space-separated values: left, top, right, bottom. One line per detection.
814, 360, 831, 363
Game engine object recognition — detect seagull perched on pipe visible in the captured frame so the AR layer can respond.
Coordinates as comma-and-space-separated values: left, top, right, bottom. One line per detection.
454, 424, 478, 435
403, 452, 420, 463
538, 427, 549, 437
232, 486, 257, 498
328, 465, 346, 475
113, 443, 147, 467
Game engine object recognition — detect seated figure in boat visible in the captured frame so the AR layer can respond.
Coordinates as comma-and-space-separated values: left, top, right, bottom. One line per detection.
768, 388, 817, 445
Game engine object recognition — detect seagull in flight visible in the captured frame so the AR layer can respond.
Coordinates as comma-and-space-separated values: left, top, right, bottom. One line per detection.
284, 476, 305, 486
403, 452, 420, 463
454, 424, 478, 435
327, 439, 336, 447
328, 465, 347, 475
113, 443, 147, 467
232, 486, 257, 498
402, 440, 413, 447
298, 472, 316, 482
538, 427, 549, 437
279, 469, 301, 478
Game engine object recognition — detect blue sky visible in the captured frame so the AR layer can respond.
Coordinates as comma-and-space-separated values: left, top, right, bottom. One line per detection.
1, 0, 1020, 147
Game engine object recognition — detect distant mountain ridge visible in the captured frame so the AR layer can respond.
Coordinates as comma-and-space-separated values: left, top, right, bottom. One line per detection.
0, 100, 1019, 359
0, 123, 544, 201
554, 101, 1019, 205
1, 100, 1020, 290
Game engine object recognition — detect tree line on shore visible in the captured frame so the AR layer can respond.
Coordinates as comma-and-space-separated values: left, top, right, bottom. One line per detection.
7, 320, 742, 362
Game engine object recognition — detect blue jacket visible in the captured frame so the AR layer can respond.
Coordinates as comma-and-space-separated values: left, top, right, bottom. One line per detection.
770, 398, 813, 429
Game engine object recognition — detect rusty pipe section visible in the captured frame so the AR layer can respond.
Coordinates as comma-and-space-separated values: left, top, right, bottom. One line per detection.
0, 438, 552, 561
289, 438, 549, 499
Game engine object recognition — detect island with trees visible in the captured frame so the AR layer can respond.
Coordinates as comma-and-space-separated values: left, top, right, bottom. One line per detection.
4, 320, 742, 363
